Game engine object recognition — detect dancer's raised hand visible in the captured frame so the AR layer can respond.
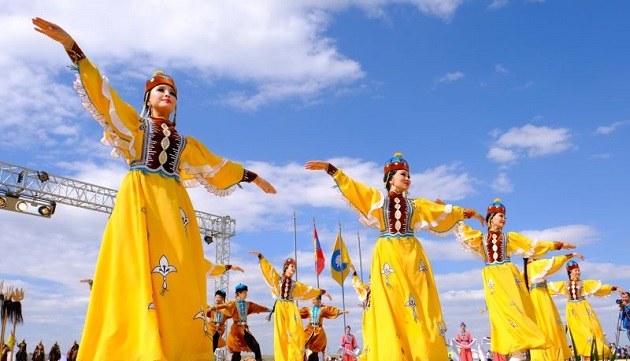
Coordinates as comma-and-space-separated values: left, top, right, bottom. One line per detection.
254, 176, 277, 194
305, 161, 330, 171
32, 17, 74, 49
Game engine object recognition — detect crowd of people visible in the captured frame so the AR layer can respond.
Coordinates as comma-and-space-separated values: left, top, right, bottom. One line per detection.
28, 15, 626, 361
0, 339, 76, 361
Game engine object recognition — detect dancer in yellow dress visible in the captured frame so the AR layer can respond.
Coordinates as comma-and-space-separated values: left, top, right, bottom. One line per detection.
32, 18, 276, 361
455, 198, 575, 361
548, 260, 623, 359
250, 252, 330, 361
306, 153, 485, 361
525, 253, 584, 361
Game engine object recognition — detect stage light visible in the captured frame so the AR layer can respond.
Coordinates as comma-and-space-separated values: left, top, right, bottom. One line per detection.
204, 235, 214, 245
37, 171, 50, 182
17, 171, 25, 183
0, 195, 56, 218
38, 206, 51, 217
15, 201, 28, 212
37, 201, 56, 217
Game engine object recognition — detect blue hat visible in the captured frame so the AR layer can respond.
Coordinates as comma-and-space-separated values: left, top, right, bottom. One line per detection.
235, 283, 248, 292
487, 198, 506, 217
215, 289, 227, 298
566, 260, 580, 274
383, 152, 409, 175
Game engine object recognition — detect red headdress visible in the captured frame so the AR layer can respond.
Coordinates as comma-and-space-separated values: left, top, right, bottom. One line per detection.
566, 260, 580, 276
282, 257, 296, 274
383, 152, 409, 175
145, 70, 177, 95
486, 198, 506, 218
141, 70, 178, 123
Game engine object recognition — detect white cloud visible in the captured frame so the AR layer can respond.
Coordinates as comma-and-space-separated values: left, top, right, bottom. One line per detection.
495, 64, 509, 74
486, 147, 517, 163
595, 120, 630, 135
589, 153, 611, 160
1, 0, 466, 129
1, 0, 468, 155
436, 71, 465, 83
487, 124, 573, 164
189, 158, 478, 232
490, 171, 513, 193
488, 0, 509, 10
514, 80, 534, 90
519, 225, 600, 246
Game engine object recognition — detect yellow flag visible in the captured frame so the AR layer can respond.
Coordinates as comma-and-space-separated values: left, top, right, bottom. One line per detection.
330, 230, 351, 286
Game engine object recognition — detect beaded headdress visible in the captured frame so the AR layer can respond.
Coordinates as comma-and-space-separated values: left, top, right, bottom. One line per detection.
486, 198, 506, 217
383, 152, 409, 175
283, 257, 296, 268
145, 70, 177, 95
566, 260, 580, 275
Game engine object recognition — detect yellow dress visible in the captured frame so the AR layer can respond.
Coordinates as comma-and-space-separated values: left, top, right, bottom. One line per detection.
74, 58, 248, 361
547, 280, 613, 358
455, 224, 556, 355
351, 273, 371, 361
258, 256, 324, 361
526, 256, 572, 361
331, 169, 469, 361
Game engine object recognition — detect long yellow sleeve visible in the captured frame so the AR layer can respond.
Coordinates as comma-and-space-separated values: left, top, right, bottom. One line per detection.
258, 256, 282, 297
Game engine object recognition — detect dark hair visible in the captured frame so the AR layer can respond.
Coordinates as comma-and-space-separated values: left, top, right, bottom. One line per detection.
383, 170, 396, 191
485, 212, 495, 226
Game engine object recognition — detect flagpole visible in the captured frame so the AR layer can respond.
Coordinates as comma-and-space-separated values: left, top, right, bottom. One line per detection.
314, 217, 320, 289
293, 210, 298, 282
339, 222, 347, 329
357, 231, 364, 282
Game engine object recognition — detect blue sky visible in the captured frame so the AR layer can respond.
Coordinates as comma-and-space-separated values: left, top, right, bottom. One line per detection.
1, 0, 629, 356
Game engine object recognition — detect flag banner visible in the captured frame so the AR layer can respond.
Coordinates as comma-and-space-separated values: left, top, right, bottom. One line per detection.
314, 226, 325, 276
330, 231, 351, 286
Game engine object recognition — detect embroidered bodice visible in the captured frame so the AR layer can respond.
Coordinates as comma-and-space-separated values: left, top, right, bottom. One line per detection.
568, 280, 584, 301
482, 231, 510, 265
280, 277, 296, 300
129, 117, 185, 179
236, 300, 248, 322
213, 311, 224, 325
310, 306, 321, 325
383, 192, 413, 236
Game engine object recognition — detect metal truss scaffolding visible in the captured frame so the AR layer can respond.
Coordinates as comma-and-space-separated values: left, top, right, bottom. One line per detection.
0, 160, 235, 292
